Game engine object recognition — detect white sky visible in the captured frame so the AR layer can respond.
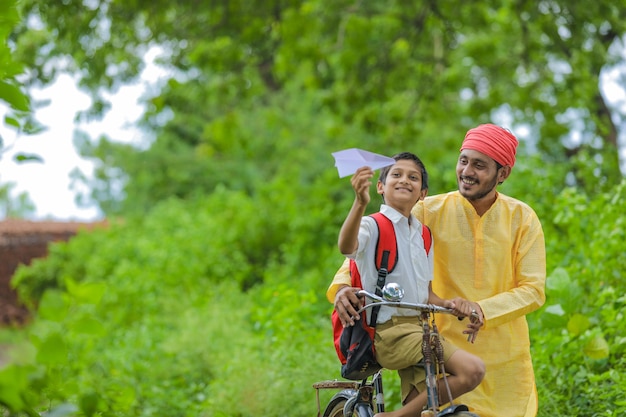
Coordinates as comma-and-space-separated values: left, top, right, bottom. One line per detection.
0, 77, 143, 221
0, 49, 166, 221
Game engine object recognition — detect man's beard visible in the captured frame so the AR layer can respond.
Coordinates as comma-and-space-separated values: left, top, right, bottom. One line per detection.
459, 174, 499, 201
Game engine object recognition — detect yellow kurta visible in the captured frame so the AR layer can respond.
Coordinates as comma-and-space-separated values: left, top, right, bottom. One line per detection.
328, 191, 546, 417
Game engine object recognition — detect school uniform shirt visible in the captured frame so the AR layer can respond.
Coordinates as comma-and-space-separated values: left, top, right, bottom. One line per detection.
328, 191, 546, 417
346, 204, 434, 325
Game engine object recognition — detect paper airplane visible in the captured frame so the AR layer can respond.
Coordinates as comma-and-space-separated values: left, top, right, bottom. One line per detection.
332, 148, 396, 178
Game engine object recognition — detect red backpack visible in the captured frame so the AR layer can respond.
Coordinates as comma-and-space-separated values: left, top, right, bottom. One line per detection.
331, 212, 432, 380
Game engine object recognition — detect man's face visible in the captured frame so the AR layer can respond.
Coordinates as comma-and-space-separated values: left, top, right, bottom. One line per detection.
456, 149, 502, 201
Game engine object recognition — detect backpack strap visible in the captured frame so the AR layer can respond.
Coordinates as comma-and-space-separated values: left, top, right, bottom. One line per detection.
370, 212, 397, 288
368, 212, 396, 325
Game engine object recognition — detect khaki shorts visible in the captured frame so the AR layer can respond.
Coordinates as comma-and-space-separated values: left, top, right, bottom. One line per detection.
374, 316, 459, 403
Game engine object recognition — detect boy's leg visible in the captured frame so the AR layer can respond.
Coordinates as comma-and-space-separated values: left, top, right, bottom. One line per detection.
374, 322, 484, 416
436, 349, 485, 405
374, 349, 484, 417
374, 321, 428, 417
374, 387, 426, 417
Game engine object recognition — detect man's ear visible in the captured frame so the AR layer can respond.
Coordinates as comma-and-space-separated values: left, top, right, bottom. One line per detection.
498, 166, 512, 184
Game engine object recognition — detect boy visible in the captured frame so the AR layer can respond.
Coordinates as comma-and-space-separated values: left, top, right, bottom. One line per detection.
337, 152, 485, 417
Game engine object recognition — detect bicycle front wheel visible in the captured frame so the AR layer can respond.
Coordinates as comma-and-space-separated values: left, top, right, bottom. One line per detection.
449, 412, 480, 417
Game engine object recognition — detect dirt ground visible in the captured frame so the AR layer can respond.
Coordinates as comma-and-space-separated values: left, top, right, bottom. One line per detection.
0, 219, 105, 326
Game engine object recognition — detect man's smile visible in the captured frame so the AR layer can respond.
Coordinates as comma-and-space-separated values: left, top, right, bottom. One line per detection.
460, 176, 478, 185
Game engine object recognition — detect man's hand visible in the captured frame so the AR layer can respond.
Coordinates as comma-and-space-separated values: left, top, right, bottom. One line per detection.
449, 297, 484, 344
334, 286, 364, 327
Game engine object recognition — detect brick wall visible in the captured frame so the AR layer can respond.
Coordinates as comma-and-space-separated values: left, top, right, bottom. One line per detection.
0, 219, 106, 326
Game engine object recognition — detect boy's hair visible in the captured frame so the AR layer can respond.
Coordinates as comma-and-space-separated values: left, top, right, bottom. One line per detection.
379, 152, 429, 190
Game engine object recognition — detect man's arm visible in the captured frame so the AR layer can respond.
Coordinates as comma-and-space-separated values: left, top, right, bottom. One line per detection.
327, 257, 363, 327
479, 216, 546, 328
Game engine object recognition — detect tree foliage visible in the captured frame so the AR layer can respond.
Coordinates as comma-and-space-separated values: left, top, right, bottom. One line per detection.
0, 0, 29, 120
10, 0, 626, 215
0, 0, 42, 219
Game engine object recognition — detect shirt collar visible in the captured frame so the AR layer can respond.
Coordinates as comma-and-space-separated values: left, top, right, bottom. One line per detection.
380, 204, 414, 225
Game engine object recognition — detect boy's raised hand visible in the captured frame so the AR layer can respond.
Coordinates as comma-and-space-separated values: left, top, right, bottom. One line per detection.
351, 166, 375, 205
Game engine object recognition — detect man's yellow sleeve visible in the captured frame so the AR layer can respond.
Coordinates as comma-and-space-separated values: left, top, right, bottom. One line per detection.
326, 257, 351, 303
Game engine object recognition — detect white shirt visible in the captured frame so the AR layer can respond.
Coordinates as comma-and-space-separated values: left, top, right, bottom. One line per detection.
347, 204, 434, 324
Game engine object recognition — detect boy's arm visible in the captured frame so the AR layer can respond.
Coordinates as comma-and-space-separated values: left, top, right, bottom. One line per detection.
333, 166, 374, 327
338, 167, 373, 255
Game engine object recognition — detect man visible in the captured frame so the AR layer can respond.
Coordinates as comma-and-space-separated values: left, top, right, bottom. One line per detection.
329, 124, 546, 417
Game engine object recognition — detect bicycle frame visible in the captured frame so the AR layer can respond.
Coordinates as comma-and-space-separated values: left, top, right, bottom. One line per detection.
315, 285, 476, 417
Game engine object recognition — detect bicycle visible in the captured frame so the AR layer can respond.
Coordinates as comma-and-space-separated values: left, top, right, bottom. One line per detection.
313, 283, 480, 417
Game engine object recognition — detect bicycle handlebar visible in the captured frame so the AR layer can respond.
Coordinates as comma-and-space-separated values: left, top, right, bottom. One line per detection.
355, 289, 479, 322
355, 289, 455, 315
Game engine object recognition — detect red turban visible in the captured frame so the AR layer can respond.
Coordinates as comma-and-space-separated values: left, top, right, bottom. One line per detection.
460, 124, 518, 168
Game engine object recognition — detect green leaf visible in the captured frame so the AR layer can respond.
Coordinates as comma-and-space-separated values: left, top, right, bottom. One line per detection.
70, 314, 106, 336
566, 313, 591, 336
79, 391, 100, 417
0, 365, 28, 410
14, 153, 44, 163
3, 114, 20, 128
35, 332, 67, 365
38, 290, 69, 322
539, 304, 567, 329
0, 80, 29, 111
546, 267, 571, 292
65, 278, 106, 305
583, 335, 610, 360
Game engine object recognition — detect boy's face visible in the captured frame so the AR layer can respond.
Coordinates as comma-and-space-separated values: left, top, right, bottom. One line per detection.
376, 159, 427, 209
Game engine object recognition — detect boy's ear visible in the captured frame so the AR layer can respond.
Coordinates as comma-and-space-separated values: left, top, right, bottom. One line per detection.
376, 180, 384, 195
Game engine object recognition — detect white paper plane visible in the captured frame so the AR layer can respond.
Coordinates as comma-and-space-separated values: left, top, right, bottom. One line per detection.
332, 148, 396, 178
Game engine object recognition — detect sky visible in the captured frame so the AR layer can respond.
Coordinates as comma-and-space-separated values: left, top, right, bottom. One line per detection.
0, 77, 140, 221
0, 49, 166, 221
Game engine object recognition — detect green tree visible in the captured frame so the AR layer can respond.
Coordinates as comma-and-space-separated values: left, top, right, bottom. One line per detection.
9, 1, 626, 217
0, 0, 41, 157
0, 0, 29, 135
1, 0, 41, 219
